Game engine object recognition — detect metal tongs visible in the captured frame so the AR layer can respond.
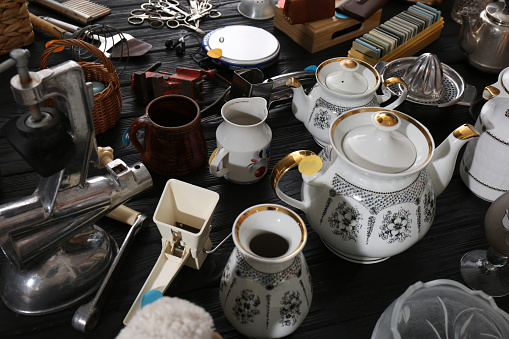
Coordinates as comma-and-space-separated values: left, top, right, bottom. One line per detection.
201, 69, 316, 118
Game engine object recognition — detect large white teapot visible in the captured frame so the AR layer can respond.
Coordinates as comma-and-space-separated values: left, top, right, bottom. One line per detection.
460, 66, 509, 201
286, 57, 408, 146
271, 108, 480, 263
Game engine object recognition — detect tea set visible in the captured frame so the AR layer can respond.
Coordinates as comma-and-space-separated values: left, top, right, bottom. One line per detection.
119, 46, 509, 336
3, 6, 509, 334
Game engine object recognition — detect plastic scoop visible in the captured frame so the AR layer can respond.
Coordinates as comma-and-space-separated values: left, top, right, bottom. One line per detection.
123, 179, 220, 325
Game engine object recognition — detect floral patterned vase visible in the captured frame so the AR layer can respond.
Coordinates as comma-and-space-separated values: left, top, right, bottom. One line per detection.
219, 204, 312, 338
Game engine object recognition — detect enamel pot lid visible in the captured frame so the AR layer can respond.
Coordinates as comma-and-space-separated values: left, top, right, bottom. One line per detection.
201, 25, 280, 69
330, 108, 435, 175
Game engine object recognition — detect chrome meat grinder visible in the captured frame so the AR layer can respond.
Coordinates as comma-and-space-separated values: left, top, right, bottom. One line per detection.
0, 49, 152, 315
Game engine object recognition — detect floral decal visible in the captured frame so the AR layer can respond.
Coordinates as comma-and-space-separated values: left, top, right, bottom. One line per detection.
219, 261, 231, 292
279, 291, 302, 327
379, 209, 412, 243
313, 108, 331, 130
422, 190, 435, 223
328, 201, 363, 241
233, 289, 260, 324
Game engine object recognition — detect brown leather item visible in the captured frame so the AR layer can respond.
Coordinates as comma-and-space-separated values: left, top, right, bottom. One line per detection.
283, 0, 335, 24
336, 0, 389, 21
129, 95, 207, 177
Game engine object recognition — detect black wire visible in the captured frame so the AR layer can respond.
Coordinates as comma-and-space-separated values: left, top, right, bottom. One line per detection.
174, 33, 212, 69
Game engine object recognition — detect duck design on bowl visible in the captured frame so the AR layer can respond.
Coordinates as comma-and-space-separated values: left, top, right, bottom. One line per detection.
285, 57, 408, 146
271, 108, 480, 263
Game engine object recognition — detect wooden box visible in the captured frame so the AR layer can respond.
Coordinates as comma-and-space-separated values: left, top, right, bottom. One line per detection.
273, 5, 382, 54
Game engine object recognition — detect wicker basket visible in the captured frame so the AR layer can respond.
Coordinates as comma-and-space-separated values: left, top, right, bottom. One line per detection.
0, 0, 34, 55
40, 39, 122, 135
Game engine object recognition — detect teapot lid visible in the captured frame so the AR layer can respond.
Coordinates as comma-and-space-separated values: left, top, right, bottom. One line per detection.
342, 111, 417, 174
324, 59, 369, 95
486, 1, 509, 26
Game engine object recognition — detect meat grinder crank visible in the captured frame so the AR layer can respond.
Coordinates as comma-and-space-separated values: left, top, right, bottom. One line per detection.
0, 49, 152, 315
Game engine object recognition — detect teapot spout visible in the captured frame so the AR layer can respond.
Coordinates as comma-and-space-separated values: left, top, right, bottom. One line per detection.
286, 77, 312, 123
429, 124, 480, 196
459, 9, 478, 54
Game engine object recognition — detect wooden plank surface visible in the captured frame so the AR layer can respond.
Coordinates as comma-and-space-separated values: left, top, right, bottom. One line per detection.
0, 1, 507, 338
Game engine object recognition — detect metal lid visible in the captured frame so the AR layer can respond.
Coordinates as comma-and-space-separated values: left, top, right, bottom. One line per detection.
486, 1, 509, 26
342, 111, 417, 174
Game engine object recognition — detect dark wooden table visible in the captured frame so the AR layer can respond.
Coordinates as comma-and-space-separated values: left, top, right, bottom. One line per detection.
0, 0, 507, 338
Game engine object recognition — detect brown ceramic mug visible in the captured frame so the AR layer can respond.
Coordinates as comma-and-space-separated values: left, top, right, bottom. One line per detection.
129, 95, 207, 177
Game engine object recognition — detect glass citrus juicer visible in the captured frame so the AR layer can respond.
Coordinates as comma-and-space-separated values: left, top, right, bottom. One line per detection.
460, 190, 509, 297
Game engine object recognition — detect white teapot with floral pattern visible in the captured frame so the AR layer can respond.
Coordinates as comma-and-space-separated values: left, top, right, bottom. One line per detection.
286, 57, 408, 146
271, 108, 480, 263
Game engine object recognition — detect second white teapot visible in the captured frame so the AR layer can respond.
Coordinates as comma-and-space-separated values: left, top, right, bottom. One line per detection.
286, 57, 407, 146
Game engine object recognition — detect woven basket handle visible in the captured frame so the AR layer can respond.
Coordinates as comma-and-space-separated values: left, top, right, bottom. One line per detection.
39, 38, 117, 76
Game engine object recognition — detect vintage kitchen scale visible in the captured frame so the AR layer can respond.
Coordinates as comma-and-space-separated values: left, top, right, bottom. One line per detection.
0, 48, 152, 315
201, 25, 280, 69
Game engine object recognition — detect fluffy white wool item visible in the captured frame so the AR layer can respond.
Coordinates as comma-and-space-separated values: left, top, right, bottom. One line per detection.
117, 296, 215, 339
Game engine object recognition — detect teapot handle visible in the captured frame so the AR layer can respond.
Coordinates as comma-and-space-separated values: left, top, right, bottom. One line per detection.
483, 85, 501, 100
379, 77, 408, 111
270, 150, 318, 213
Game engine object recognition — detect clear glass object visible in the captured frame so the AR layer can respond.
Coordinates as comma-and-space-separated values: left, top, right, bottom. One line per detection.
371, 279, 509, 338
460, 190, 509, 297
460, 248, 509, 297
451, 0, 494, 24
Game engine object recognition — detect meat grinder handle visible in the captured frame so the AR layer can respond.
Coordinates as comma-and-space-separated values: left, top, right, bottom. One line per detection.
29, 13, 73, 39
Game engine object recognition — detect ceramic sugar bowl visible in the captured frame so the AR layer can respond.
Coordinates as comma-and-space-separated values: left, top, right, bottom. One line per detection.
285, 57, 408, 146
271, 108, 480, 263
460, 66, 509, 201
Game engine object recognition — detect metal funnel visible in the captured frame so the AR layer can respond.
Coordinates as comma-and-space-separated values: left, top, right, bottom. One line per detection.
238, 0, 275, 20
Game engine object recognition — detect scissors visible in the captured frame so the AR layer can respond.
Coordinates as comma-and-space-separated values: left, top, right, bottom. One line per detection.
128, 9, 174, 28
187, 1, 220, 27
156, 0, 193, 19
166, 17, 205, 34
189, 8, 220, 22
